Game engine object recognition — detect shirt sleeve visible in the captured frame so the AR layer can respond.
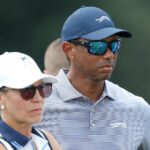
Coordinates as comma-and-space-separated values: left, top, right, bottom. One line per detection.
142, 104, 150, 150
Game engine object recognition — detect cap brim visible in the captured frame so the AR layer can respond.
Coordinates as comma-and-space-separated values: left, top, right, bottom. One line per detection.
81, 27, 132, 40
42, 74, 58, 84
4, 73, 57, 89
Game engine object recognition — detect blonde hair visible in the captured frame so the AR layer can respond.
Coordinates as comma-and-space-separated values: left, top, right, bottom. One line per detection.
44, 38, 69, 75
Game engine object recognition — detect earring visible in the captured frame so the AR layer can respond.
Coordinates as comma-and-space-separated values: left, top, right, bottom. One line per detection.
1, 105, 4, 110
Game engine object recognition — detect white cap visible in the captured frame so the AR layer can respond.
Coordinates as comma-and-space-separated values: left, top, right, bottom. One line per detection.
0, 52, 57, 89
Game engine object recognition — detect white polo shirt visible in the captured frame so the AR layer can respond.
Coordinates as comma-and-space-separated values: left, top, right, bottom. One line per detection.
37, 69, 150, 150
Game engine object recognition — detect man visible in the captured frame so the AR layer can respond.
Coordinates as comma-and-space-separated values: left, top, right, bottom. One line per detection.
44, 38, 69, 75
37, 6, 150, 150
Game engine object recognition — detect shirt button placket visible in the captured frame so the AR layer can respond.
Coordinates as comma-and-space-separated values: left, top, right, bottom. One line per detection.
91, 122, 95, 127
91, 107, 95, 112
90, 106, 96, 127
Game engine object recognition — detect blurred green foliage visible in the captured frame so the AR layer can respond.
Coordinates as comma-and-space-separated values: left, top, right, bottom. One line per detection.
0, 0, 150, 106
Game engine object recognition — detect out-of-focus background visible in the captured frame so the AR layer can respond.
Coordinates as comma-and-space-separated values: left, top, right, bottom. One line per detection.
0, 0, 150, 105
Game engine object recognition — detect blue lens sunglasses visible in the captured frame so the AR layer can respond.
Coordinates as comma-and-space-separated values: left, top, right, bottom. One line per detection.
69, 39, 121, 55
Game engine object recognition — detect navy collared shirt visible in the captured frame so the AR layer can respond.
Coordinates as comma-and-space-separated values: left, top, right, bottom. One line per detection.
0, 119, 51, 150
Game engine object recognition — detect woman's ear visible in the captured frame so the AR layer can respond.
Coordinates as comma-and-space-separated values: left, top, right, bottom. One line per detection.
62, 42, 75, 60
0, 92, 5, 104
0, 92, 3, 106
0, 92, 6, 110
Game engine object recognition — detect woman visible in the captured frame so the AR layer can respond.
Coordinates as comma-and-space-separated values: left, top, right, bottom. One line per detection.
0, 52, 62, 150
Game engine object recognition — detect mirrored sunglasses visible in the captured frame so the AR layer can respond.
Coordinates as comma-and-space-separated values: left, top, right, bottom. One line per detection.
69, 39, 121, 55
0, 83, 52, 100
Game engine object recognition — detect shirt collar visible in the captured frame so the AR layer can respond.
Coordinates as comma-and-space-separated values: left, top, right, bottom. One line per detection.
103, 80, 116, 100
0, 119, 41, 149
55, 69, 116, 102
55, 69, 82, 102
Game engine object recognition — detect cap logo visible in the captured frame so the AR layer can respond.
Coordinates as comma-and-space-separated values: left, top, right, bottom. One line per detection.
20, 56, 32, 68
96, 16, 110, 22
21, 56, 27, 61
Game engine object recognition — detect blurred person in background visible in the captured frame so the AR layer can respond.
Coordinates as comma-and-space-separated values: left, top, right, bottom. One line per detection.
0, 52, 62, 150
44, 38, 69, 75
37, 6, 150, 150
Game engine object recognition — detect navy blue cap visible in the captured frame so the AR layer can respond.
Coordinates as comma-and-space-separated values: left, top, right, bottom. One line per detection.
61, 6, 132, 42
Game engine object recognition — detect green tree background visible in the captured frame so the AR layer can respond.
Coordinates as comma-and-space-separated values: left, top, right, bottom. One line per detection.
0, 0, 150, 106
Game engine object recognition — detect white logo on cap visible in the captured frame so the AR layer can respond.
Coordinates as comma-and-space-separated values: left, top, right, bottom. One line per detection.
96, 16, 110, 22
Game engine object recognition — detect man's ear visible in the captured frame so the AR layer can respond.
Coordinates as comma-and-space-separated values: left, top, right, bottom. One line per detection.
62, 42, 75, 60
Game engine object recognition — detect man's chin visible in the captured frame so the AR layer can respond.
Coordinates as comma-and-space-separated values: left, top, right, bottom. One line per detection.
97, 73, 112, 82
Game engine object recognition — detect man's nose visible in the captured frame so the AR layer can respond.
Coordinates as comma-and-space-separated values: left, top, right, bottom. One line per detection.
103, 48, 115, 59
